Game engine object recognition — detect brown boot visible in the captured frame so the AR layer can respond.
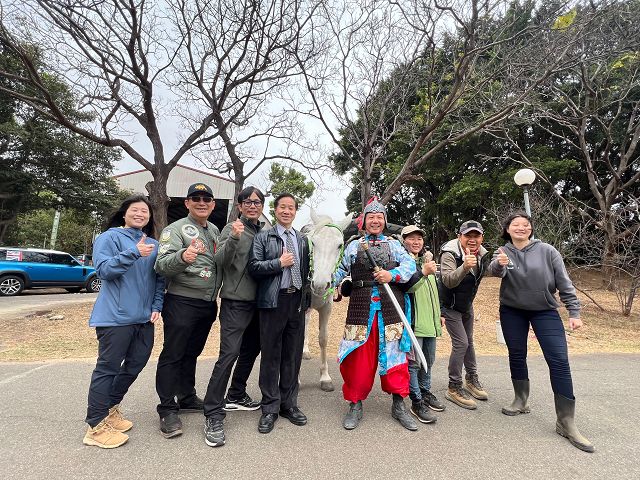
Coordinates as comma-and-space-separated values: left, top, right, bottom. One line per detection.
445, 383, 477, 410
83, 420, 129, 449
464, 373, 488, 400
106, 405, 133, 432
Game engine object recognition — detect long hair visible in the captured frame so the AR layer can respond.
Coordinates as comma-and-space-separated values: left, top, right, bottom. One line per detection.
501, 211, 534, 242
104, 194, 155, 238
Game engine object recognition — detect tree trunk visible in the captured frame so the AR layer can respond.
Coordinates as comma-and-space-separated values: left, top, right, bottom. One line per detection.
145, 166, 170, 238
601, 220, 617, 290
360, 176, 372, 210
623, 281, 638, 316
227, 168, 245, 222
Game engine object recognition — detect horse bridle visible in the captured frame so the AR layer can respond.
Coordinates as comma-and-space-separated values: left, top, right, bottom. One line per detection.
307, 223, 345, 301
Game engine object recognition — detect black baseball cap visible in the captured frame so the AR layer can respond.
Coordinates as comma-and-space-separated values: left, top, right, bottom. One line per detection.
187, 183, 214, 198
459, 220, 484, 235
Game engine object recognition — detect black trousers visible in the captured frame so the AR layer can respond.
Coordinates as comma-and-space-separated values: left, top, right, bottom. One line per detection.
258, 290, 305, 414
86, 323, 154, 428
156, 293, 217, 416
203, 298, 261, 419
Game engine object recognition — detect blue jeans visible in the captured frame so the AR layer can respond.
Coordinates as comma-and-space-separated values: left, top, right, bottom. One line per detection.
408, 336, 437, 402
499, 305, 574, 399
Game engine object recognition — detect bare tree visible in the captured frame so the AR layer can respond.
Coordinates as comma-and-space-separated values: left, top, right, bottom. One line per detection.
493, 0, 640, 280
0, 0, 319, 232
290, 0, 426, 208
168, 0, 322, 219
294, 1, 603, 210
375, 0, 608, 204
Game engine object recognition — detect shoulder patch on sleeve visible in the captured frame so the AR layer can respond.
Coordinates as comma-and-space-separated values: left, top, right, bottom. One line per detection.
181, 224, 199, 239
160, 229, 171, 242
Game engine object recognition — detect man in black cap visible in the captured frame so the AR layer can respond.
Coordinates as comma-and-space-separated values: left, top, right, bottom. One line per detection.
154, 183, 221, 438
439, 220, 490, 410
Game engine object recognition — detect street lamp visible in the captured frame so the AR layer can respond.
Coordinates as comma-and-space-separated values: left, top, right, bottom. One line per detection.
50, 196, 63, 250
513, 168, 536, 218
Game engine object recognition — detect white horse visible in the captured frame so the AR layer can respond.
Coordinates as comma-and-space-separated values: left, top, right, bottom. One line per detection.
302, 210, 353, 392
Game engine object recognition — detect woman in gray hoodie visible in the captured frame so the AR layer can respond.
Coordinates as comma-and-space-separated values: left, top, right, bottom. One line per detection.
489, 212, 594, 453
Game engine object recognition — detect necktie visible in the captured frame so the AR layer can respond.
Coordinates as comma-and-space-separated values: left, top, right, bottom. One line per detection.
285, 230, 302, 289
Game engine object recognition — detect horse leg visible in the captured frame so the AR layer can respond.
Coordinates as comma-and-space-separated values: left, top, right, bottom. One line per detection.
318, 303, 334, 392
303, 308, 312, 360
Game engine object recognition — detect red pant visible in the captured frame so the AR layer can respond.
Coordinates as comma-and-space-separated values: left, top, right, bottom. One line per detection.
340, 315, 409, 402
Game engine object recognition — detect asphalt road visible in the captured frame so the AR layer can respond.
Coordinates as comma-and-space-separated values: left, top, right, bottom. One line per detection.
0, 290, 97, 317
1, 354, 637, 480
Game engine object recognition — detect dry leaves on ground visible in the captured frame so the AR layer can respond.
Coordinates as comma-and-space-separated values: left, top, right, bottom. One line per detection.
0, 276, 638, 362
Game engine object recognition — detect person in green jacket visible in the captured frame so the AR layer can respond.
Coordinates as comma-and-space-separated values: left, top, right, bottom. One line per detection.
154, 183, 221, 439
401, 225, 445, 424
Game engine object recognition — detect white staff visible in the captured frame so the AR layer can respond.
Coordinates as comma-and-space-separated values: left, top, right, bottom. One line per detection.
362, 242, 429, 369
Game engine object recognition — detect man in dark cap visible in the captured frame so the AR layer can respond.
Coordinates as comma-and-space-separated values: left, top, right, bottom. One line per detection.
154, 183, 221, 438
439, 220, 490, 410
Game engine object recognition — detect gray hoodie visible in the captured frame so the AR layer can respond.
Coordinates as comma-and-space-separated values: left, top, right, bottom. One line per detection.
488, 240, 580, 318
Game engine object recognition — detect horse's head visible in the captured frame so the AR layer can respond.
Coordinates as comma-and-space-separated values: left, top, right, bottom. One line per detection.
306, 209, 353, 297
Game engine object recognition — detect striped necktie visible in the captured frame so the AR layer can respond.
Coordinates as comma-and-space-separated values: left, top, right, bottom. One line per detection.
285, 230, 302, 289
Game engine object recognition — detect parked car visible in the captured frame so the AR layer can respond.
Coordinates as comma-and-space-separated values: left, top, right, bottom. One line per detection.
0, 247, 101, 296
75, 254, 93, 266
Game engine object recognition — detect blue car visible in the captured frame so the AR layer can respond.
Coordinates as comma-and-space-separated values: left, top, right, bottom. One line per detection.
0, 247, 101, 296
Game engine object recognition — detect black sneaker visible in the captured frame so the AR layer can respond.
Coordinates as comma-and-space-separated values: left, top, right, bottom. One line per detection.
223, 394, 261, 412
423, 390, 446, 412
204, 417, 225, 447
178, 395, 204, 413
411, 401, 437, 424
159, 412, 183, 438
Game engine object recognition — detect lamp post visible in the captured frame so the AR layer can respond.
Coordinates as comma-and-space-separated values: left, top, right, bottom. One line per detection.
50, 196, 63, 250
513, 168, 536, 218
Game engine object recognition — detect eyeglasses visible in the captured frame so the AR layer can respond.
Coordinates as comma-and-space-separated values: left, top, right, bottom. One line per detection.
241, 200, 263, 207
189, 196, 214, 203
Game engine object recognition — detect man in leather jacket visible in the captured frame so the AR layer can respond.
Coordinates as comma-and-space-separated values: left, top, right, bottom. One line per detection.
248, 193, 311, 434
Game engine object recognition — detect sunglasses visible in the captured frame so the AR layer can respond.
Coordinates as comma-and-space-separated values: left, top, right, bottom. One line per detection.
241, 200, 263, 207
189, 196, 214, 203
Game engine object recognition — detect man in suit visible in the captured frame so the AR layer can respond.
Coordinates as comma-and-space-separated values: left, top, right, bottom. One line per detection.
248, 193, 311, 434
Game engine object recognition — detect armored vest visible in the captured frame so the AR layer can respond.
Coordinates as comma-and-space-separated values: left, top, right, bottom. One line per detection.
438, 251, 489, 313
345, 240, 405, 328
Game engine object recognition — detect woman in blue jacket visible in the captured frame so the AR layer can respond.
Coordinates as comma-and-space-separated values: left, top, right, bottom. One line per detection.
83, 194, 164, 449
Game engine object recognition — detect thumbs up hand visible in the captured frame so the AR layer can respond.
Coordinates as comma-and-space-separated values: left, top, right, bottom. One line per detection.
231, 219, 245, 239
280, 244, 294, 268
497, 247, 510, 267
182, 238, 200, 264
463, 247, 477, 270
136, 234, 154, 257
422, 260, 438, 276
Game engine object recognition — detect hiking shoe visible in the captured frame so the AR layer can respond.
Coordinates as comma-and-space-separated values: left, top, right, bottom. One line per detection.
411, 401, 437, 424
445, 384, 477, 410
204, 417, 225, 447
83, 420, 128, 449
464, 373, 488, 400
106, 404, 133, 432
224, 394, 261, 412
159, 412, 183, 438
178, 395, 204, 413
422, 390, 446, 412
